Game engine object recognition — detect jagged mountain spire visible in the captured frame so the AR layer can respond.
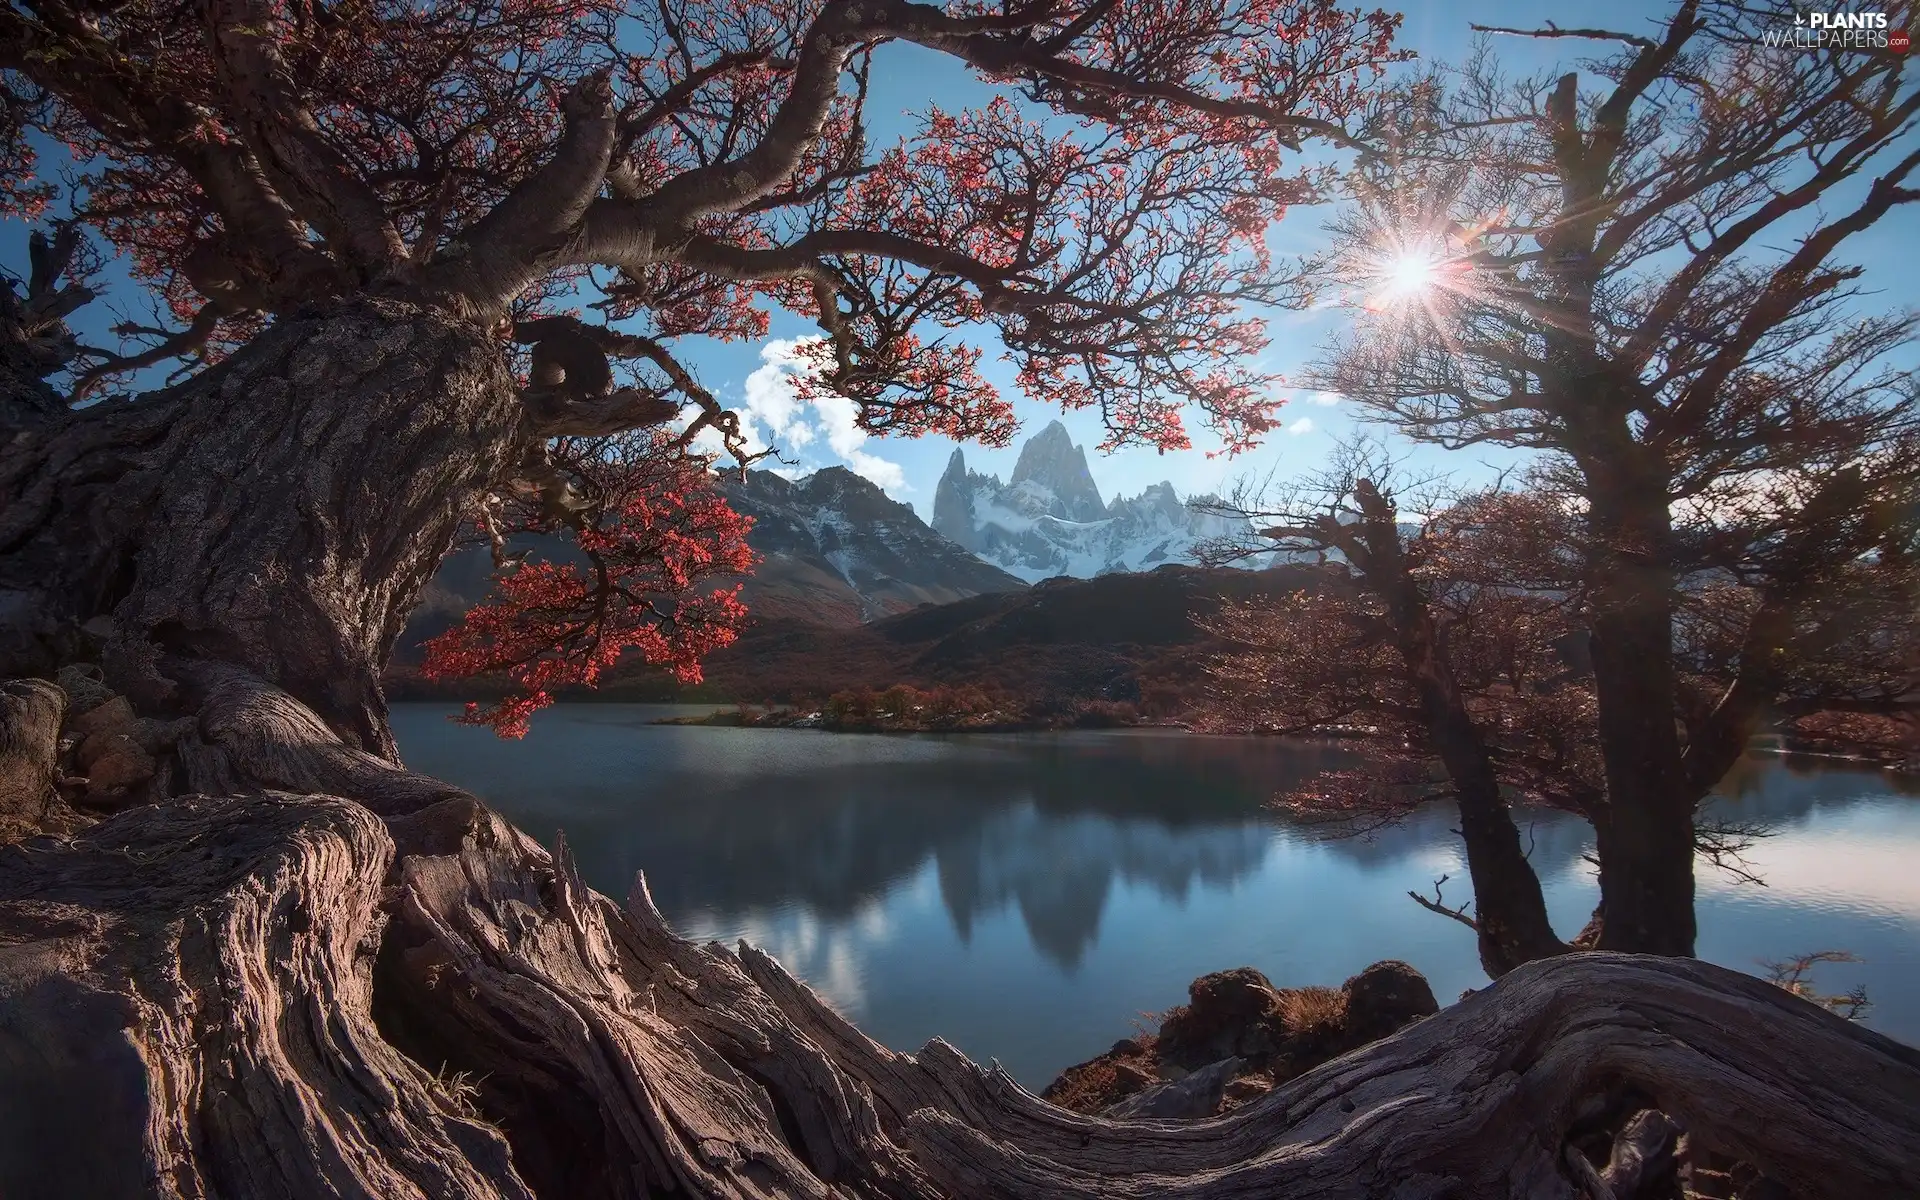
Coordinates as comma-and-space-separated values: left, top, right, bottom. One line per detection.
932, 447, 983, 550
1007, 421, 1105, 523
926, 423, 1277, 582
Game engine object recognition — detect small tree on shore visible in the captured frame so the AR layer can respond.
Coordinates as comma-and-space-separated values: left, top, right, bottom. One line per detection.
1203, 0, 1920, 968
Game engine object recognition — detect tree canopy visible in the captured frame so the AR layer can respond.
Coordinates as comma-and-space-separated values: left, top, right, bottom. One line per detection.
4, 0, 1409, 729
1201, 0, 1920, 966
4, 0, 1403, 447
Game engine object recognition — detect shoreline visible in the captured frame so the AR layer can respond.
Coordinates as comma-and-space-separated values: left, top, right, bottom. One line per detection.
649, 705, 1191, 734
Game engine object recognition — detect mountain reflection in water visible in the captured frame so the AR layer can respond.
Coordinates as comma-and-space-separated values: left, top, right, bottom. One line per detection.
392, 704, 1920, 1088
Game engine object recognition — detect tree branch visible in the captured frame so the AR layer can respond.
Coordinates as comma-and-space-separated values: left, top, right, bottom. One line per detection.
1468, 22, 1659, 51
1409, 873, 1480, 931
202, 0, 405, 271
70, 307, 222, 400
448, 70, 620, 309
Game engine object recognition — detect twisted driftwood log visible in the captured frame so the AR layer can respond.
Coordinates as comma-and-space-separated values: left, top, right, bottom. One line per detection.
2, 673, 1918, 1199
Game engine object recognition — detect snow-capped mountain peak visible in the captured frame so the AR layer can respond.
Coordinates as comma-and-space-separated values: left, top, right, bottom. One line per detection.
1008, 420, 1105, 523
930, 424, 1263, 583
720, 467, 1027, 622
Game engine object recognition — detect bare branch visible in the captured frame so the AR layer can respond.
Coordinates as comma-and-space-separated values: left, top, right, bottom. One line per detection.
203, 0, 405, 269
1468, 22, 1659, 51
1408, 874, 1480, 931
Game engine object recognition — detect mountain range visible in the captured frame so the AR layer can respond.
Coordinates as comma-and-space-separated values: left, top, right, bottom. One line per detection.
931, 421, 1259, 583
391, 422, 1298, 709
396, 466, 1027, 662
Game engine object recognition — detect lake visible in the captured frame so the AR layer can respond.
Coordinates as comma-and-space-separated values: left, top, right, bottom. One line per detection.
391, 703, 1920, 1089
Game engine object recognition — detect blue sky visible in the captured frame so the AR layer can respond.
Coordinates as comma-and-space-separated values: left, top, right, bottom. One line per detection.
624, 0, 1920, 515
9, 1, 1916, 517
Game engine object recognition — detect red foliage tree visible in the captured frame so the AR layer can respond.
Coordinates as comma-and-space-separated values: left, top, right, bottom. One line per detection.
419, 431, 754, 735
2, 0, 1406, 750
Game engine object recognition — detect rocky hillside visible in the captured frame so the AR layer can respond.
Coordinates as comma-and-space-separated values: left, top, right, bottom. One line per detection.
721, 467, 1026, 624
930, 421, 1270, 582
674, 561, 1340, 709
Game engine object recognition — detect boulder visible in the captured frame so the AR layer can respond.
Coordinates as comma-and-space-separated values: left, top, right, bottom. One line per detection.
1046, 960, 1442, 1120
1101, 1057, 1243, 1120
77, 732, 156, 796
1342, 960, 1438, 1042
1222, 1074, 1275, 1109
68, 694, 135, 739
1156, 967, 1287, 1069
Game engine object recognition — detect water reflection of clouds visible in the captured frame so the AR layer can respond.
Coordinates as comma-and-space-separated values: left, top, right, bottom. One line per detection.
681, 896, 901, 1019
1694, 821, 1920, 921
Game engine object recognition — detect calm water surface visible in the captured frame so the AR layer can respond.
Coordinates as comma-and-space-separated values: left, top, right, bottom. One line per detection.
391, 703, 1920, 1088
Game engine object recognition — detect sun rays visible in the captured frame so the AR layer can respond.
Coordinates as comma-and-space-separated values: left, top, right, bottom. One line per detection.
1358, 233, 1473, 319
1379, 249, 1444, 302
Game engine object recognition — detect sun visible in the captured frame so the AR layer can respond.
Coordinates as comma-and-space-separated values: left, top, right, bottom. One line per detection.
1378, 250, 1442, 302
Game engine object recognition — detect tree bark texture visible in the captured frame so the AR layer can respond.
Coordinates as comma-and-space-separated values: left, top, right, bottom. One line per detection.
0, 677, 63, 837
1582, 463, 1699, 959
0, 298, 522, 758
1, 674, 1916, 1200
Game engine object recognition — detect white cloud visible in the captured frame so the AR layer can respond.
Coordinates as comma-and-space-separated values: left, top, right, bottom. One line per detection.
1287, 417, 1316, 436
743, 341, 815, 448
811, 390, 868, 459
690, 337, 911, 499
810, 390, 909, 493
1311, 391, 1344, 407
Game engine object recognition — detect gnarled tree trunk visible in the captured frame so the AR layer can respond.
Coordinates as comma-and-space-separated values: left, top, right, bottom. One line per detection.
0, 296, 520, 757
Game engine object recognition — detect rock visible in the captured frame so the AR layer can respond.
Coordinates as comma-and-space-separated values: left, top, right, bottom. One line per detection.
1045, 960, 1442, 1117
1342, 960, 1439, 1042
68, 694, 135, 738
1102, 1057, 1243, 1120
1156, 966, 1287, 1069
0, 678, 66, 836
1040, 1039, 1166, 1113
1111, 1061, 1158, 1092
129, 716, 196, 755
77, 732, 156, 794
76, 731, 126, 772
1052, 960, 1443, 1121
1222, 1075, 1274, 1108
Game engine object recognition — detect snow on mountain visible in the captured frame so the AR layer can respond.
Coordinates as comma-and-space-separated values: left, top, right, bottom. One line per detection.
931, 421, 1267, 583
719, 466, 1028, 623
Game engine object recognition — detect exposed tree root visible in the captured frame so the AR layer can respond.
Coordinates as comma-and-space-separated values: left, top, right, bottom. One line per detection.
0, 794, 525, 1199
1, 773, 1915, 1199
